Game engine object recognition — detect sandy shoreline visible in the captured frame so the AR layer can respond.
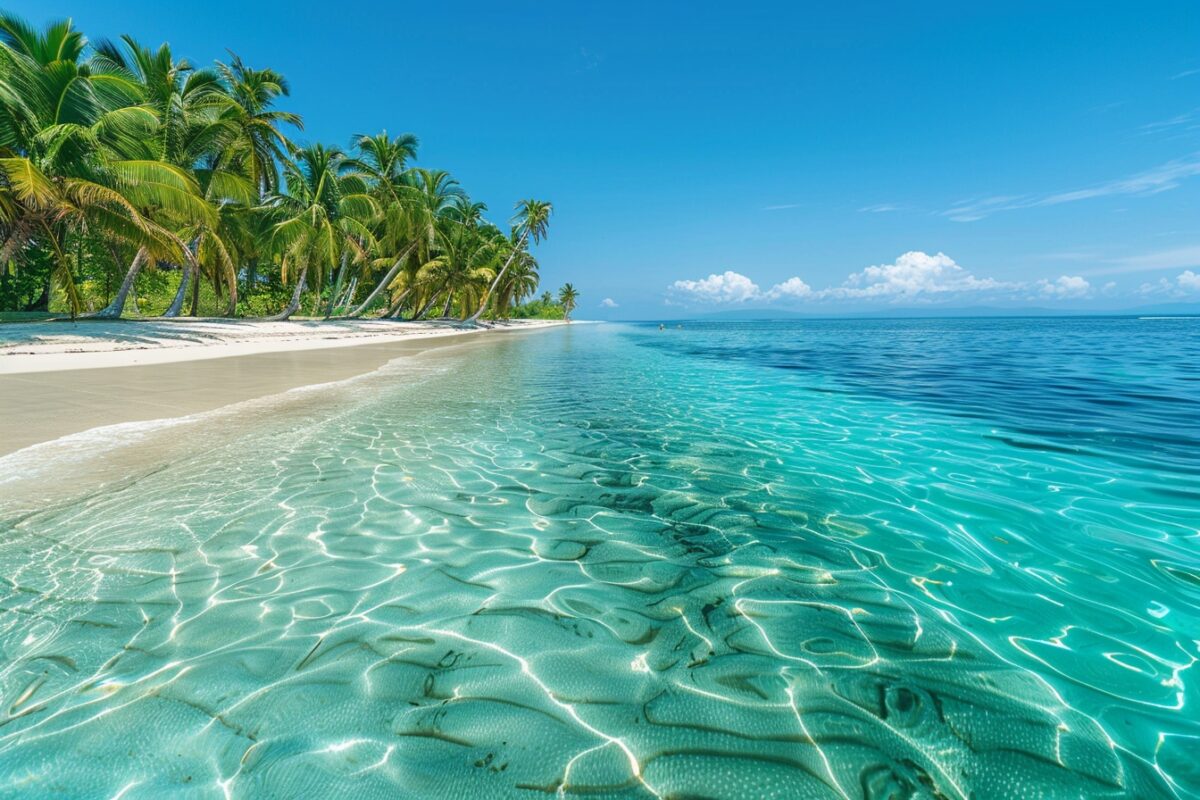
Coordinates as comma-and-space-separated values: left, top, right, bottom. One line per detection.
0, 318, 567, 374
0, 318, 569, 455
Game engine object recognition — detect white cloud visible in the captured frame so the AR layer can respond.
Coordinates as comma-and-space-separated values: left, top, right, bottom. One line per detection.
766, 277, 812, 299
763, 203, 800, 211
1180, 270, 1200, 292
1137, 270, 1200, 297
859, 203, 900, 213
670, 271, 762, 303
1036, 275, 1092, 299
819, 251, 1007, 299
599, 297, 618, 308
669, 271, 813, 304
666, 252, 1164, 307
944, 154, 1200, 221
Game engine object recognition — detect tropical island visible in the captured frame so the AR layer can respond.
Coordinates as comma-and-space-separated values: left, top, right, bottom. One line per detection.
0, 13, 574, 326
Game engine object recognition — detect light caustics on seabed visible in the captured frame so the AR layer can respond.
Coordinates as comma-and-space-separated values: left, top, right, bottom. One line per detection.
0, 319, 1197, 799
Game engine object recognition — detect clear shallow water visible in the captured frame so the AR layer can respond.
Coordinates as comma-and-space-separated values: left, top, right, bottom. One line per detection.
0, 318, 1198, 799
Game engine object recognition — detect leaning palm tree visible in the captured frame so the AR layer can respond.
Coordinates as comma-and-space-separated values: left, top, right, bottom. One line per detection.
87, 34, 237, 317
165, 158, 255, 316
558, 283, 578, 322
494, 252, 539, 317
334, 132, 423, 317
408, 220, 493, 320
264, 143, 375, 320
344, 166, 463, 319
467, 198, 551, 322
483, 225, 537, 318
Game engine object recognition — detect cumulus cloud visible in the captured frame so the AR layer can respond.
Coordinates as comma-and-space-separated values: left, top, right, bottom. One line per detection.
766, 277, 812, 299
669, 271, 813, 304
599, 297, 618, 308
819, 251, 1006, 299
670, 271, 762, 303
1036, 275, 1092, 299
667, 252, 1136, 307
1179, 270, 1200, 291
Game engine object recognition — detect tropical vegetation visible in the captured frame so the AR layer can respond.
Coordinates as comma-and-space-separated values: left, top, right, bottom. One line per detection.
557, 283, 578, 322
510, 287, 579, 320
0, 13, 562, 323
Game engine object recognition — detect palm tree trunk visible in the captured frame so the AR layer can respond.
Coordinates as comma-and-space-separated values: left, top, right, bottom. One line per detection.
410, 282, 447, 321
324, 251, 350, 319
163, 264, 190, 317
440, 291, 454, 318
223, 274, 238, 317
268, 267, 308, 321
335, 277, 357, 310
382, 287, 412, 319
188, 266, 201, 316
342, 242, 416, 319
88, 247, 148, 319
468, 230, 528, 323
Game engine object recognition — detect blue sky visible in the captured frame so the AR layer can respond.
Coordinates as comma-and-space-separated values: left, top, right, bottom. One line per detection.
10, 0, 1200, 317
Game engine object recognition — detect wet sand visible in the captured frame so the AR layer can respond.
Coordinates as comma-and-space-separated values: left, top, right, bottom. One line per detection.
0, 322, 566, 456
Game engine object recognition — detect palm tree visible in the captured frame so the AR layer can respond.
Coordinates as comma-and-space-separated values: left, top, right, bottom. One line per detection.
467, 198, 551, 323
216, 52, 301, 197
335, 131, 425, 318
407, 219, 494, 320
0, 14, 207, 317
166, 160, 255, 316
264, 143, 375, 320
0, 16, 568, 321
488, 229, 538, 318
359, 167, 465, 320
87, 34, 236, 317
558, 283, 578, 322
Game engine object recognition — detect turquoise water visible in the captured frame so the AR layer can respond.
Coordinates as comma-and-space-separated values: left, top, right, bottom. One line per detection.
1, 318, 1198, 798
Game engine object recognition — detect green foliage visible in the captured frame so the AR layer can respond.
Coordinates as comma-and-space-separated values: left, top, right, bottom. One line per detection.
511, 296, 565, 320
0, 243, 52, 309
0, 12, 563, 320
557, 282, 578, 321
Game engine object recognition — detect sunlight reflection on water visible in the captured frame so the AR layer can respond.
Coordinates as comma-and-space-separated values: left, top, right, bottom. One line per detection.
0, 319, 1197, 798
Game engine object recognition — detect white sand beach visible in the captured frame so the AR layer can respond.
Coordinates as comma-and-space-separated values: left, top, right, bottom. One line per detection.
0, 318, 567, 374
0, 318, 570, 454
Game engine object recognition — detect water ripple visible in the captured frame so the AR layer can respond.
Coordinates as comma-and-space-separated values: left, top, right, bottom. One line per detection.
0, 320, 1196, 798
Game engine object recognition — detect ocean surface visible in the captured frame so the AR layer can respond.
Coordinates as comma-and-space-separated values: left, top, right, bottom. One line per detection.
0, 318, 1197, 799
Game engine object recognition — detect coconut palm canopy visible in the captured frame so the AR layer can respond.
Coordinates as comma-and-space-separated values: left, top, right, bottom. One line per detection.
0, 12, 558, 322
557, 282, 578, 322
